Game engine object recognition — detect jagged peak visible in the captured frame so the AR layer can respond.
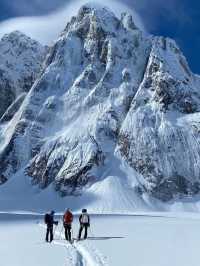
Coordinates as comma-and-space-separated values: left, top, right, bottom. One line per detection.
1, 30, 39, 45
152, 36, 181, 53
77, 2, 116, 18
145, 35, 192, 81
121, 12, 138, 30
1, 30, 27, 39
61, 3, 139, 39
76, 3, 139, 31
70, 3, 120, 34
0, 30, 47, 57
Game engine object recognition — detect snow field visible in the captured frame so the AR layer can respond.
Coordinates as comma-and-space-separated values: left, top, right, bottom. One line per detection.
1, 213, 200, 266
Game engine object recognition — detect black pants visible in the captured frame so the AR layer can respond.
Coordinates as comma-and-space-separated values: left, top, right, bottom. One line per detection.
78, 224, 88, 240
64, 225, 72, 241
46, 226, 53, 242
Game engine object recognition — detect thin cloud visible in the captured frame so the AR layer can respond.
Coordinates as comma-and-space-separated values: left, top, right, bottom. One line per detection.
0, 0, 145, 44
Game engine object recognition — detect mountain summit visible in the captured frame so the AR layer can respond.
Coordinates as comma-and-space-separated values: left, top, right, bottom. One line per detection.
0, 30, 46, 120
0, 4, 200, 207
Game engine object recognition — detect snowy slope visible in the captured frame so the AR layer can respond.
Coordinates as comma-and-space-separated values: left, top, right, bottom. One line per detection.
0, 31, 46, 119
0, 4, 200, 212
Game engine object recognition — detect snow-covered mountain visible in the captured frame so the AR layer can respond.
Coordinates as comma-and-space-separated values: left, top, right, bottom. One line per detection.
0, 3, 200, 211
0, 31, 46, 121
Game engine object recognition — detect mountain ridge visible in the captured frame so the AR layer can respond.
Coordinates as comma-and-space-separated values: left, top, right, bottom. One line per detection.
0, 30, 46, 120
0, 4, 200, 210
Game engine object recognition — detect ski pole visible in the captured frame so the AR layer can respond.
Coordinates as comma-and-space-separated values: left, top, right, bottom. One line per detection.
71, 227, 74, 242
59, 226, 64, 240
58, 217, 63, 240
89, 226, 94, 237
53, 223, 58, 237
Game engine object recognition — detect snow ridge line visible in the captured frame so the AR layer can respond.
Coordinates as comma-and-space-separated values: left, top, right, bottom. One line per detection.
38, 223, 108, 266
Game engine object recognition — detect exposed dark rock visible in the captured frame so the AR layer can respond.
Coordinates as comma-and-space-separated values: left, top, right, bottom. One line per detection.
0, 93, 26, 123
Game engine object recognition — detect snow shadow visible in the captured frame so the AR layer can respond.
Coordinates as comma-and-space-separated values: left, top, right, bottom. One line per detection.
87, 236, 125, 241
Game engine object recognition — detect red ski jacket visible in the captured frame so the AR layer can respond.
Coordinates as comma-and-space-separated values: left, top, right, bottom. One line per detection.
63, 211, 73, 225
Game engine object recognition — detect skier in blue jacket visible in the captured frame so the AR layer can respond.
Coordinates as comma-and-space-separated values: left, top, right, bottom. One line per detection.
44, 210, 58, 242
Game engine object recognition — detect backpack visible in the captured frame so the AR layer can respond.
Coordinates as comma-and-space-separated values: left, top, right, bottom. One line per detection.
81, 214, 89, 224
63, 211, 73, 224
44, 213, 50, 224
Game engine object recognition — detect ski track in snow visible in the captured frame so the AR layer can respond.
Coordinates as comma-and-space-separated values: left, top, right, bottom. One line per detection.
53, 241, 84, 266
39, 223, 108, 266
74, 241, 108, 266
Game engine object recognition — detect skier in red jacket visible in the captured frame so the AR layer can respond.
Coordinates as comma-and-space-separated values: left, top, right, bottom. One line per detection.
63, 209, 73, 242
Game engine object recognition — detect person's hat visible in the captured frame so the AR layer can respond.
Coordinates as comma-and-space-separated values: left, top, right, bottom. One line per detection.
82, 209, 87, 213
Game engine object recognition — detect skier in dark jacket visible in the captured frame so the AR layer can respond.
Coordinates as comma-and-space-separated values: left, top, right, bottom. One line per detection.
63, 209, 73, 242
78, 209, 90, 240
44, 210, 58, 242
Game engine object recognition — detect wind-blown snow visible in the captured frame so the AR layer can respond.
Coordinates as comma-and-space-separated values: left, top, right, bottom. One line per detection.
0, 0, 145, 44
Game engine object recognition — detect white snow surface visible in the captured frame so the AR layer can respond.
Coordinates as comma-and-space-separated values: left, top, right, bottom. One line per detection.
1, 213, 200, 266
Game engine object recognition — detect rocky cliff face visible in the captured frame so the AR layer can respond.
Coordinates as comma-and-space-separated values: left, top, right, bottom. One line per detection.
0, 4, 200, 203
117, 37, 200, 201
0, 31, 46, 120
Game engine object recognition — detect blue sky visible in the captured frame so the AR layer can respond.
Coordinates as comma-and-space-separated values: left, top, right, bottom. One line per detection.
0, 0, 199, 74
129, 0, 200, 74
